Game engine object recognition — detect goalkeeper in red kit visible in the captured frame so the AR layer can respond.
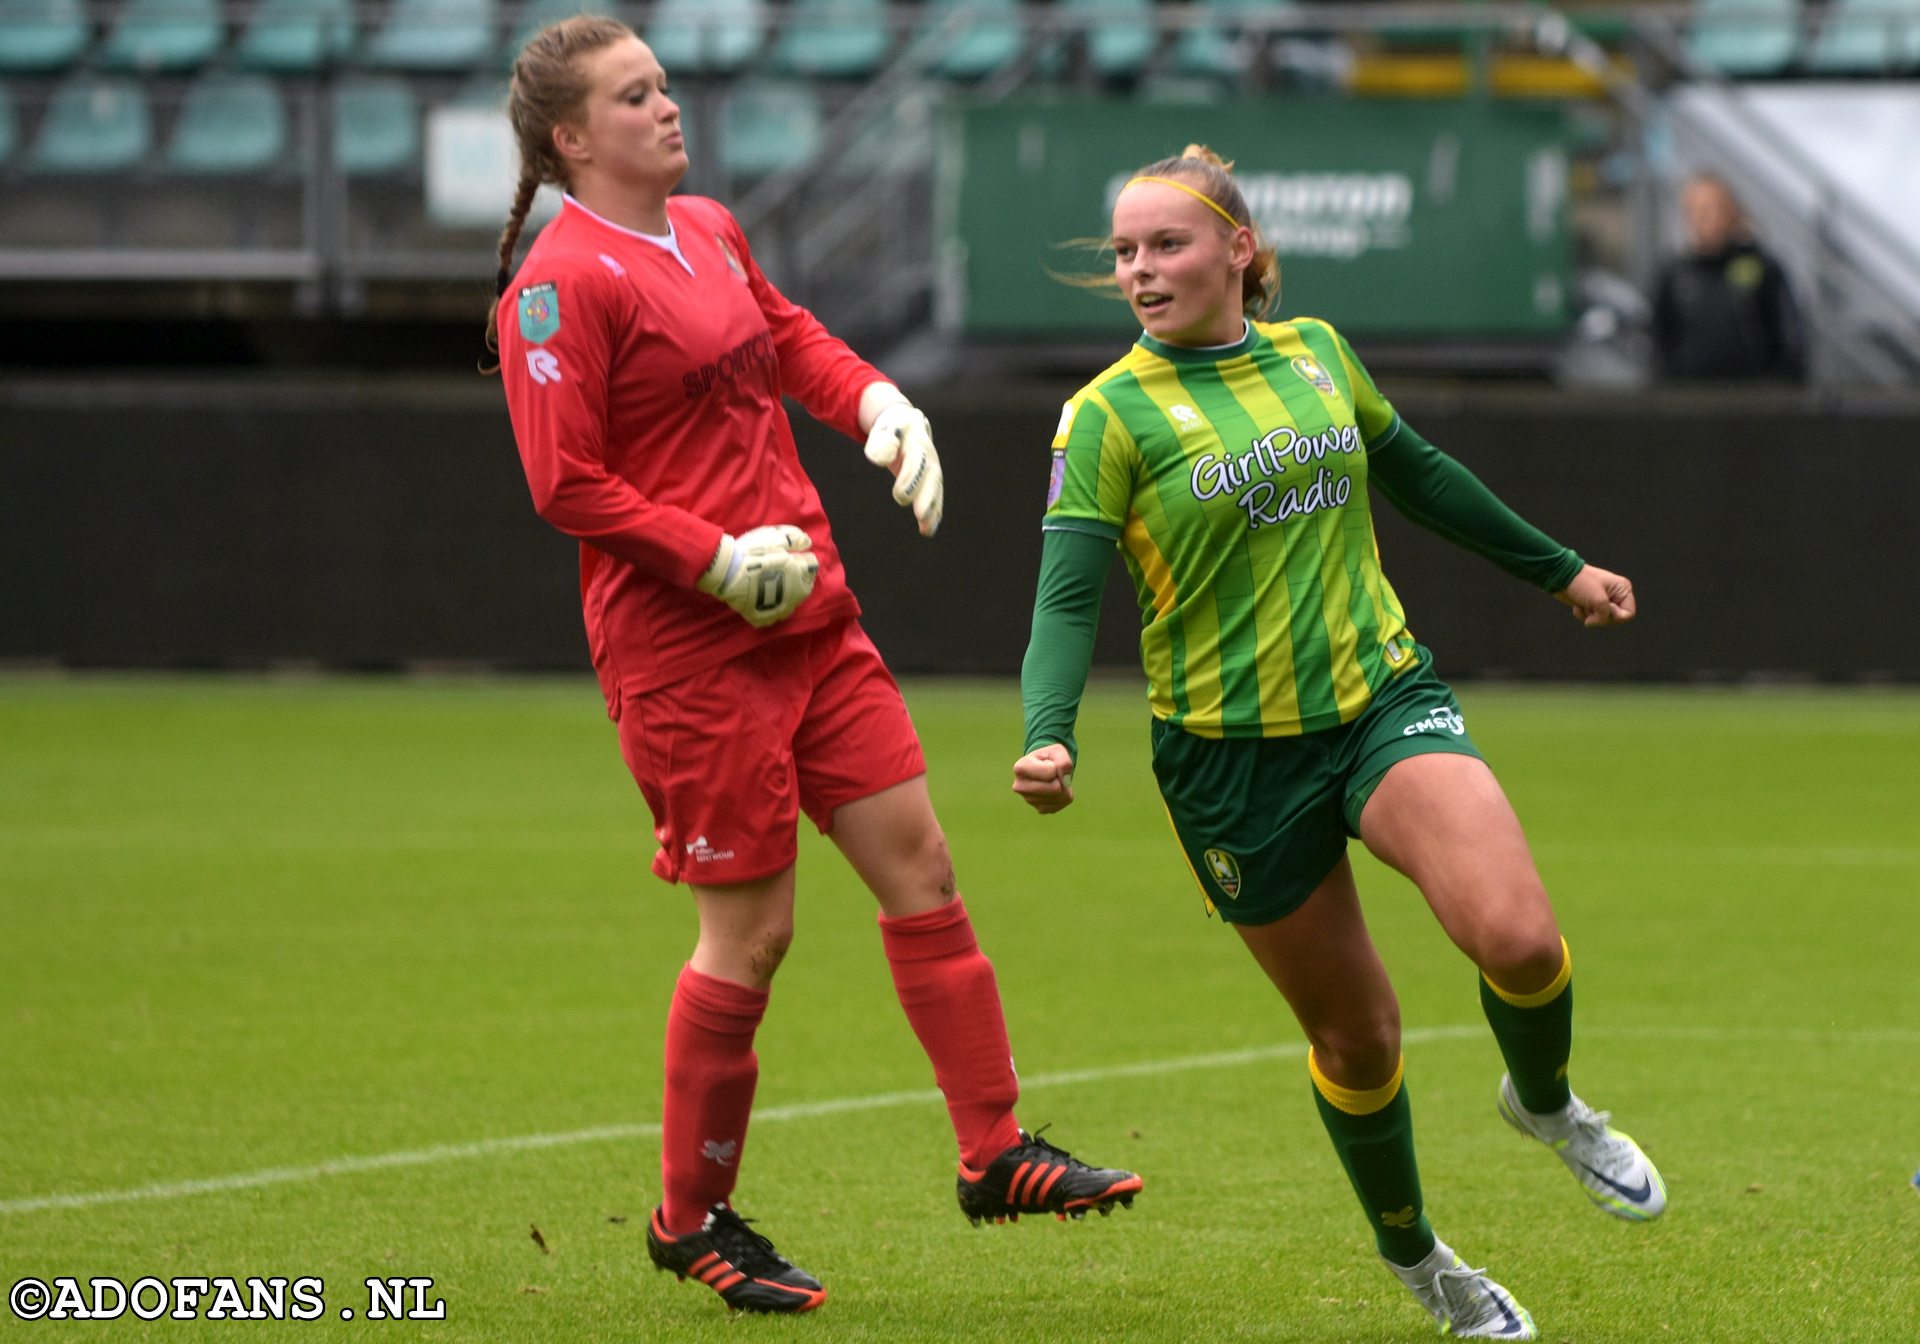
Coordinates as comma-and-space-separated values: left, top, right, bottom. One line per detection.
490, 16, 1139, 1316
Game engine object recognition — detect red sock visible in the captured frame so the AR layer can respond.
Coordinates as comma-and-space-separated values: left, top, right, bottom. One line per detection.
660, 964, 767, 1234
878, 898, 1022, 1170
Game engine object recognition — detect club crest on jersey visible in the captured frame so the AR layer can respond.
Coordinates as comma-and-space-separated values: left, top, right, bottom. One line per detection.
518, 283, 560, 344
1292, 354, 1335, 395
1203, 848, 1241, 899
714, 234, 747, 280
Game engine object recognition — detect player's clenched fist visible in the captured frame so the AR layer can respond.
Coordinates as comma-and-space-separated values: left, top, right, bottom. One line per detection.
698, 524, 820, 627
1012, 744, 1076, 815
1553, 563, 1636, 628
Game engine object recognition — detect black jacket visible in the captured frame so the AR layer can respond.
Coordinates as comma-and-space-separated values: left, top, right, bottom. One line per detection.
1652, 242, 1806, 381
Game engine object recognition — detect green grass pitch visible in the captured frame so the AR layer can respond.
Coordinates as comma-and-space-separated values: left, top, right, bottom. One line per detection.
2, 675, 1917, 1341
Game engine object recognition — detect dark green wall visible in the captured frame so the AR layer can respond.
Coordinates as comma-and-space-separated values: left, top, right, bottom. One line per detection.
2, 377, 1910, 681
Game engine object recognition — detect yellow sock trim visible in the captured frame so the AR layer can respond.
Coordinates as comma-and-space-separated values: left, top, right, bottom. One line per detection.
1308, 1048, 1405, 1116
1483, 937, 1572, 1008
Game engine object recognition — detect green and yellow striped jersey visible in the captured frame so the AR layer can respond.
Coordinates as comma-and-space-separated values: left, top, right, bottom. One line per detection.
1045, 317, 1419, 738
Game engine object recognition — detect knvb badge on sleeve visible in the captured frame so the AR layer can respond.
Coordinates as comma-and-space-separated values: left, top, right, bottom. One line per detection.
518, 283, 561, 344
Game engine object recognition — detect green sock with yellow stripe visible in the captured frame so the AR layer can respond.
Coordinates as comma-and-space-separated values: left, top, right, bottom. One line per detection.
1480, 936, 1575, 1115
1308, 1050, 1434, 1267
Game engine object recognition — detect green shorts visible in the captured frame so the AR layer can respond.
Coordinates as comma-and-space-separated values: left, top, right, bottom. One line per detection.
1149, 647, 1483, 926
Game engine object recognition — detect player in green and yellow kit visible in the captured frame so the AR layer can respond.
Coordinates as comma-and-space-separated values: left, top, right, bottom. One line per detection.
1013, 147, 1667, 1341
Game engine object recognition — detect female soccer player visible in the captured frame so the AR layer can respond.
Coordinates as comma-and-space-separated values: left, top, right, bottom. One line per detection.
491, 16, 1139, 1316
1012, 146, 1664, 1340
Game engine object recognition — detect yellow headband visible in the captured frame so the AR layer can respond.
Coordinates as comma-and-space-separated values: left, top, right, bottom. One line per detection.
1120, 175, 1243, 231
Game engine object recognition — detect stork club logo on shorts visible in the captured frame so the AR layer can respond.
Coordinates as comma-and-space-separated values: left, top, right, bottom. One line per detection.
1203, 848, 1242, 899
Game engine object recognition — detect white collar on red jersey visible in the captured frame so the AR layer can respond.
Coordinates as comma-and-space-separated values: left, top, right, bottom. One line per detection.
562, 195, 696, 277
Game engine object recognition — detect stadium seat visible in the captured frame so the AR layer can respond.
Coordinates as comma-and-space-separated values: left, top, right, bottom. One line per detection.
29, 76, 152, 173
96, 0, 225, 72
451, 74, 507, 109
641, 0, 767, 76
364, 0, 499, 72
913, 0, 1025, 80
1807, 0, 1920, 72
0, 84, 15, 164
768, 0, 893, 78
1171, 0, 1300, 78
718, 80, 823, 177
164, 73, 288, 173
1371, 0, 1485, 47
0, 0, 89, 72
1685, 0, 1801, 76
334, 77, 419, 175
501, 0, 617, 68
233, 0, 356, 72
1074, 0, 1158, 80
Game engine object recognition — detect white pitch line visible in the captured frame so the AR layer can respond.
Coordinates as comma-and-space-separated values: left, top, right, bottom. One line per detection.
3, 1022, 1910, 1218
0, 1027, 1475, 1218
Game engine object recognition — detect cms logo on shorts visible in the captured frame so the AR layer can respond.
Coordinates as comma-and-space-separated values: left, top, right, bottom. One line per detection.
1402, 706, 1466, 737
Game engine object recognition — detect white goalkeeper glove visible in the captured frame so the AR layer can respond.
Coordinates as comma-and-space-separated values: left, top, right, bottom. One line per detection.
696, 524, 819, 628
863, 401, 944, 537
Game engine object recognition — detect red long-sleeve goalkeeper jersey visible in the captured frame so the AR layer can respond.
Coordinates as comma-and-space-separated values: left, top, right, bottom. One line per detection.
497, 194, 880, 716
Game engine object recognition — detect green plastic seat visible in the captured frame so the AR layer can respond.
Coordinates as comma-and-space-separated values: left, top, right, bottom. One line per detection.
96, 0, 224, 72
364, 0, 498, 72
334, 77, 418, 175
718, 79, 822, 177
233, 0, 356, 72
1686, 0, 1801, 75
1077, 0, 1157, 78
501, 0, 618, 68
1372, 0, 1493, 47
0, 0, 89, 72
1172, 0, 1300, 77
769, 0, 892, 77
915, 0, 1024, 79
451, 74, 507, 109
1035, 0, 1157, 82
642, 0, 767, 76
164, 73, 288, 173
1807, 0, 1920, 71
30, 76, 152, 173
0, 84, 16, 164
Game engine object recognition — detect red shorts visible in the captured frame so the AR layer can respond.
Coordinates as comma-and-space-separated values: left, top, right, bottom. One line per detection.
616, 619, 927, 886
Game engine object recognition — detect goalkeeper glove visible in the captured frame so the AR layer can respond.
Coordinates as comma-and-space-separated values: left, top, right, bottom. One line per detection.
863, 401, 944, 537
696, 524, 820, 628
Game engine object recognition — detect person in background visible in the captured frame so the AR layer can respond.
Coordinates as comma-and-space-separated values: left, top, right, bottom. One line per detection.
1653, 172, 1806, 380
1014, 144, 1667, 1341
489, 15, 1140, 1318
